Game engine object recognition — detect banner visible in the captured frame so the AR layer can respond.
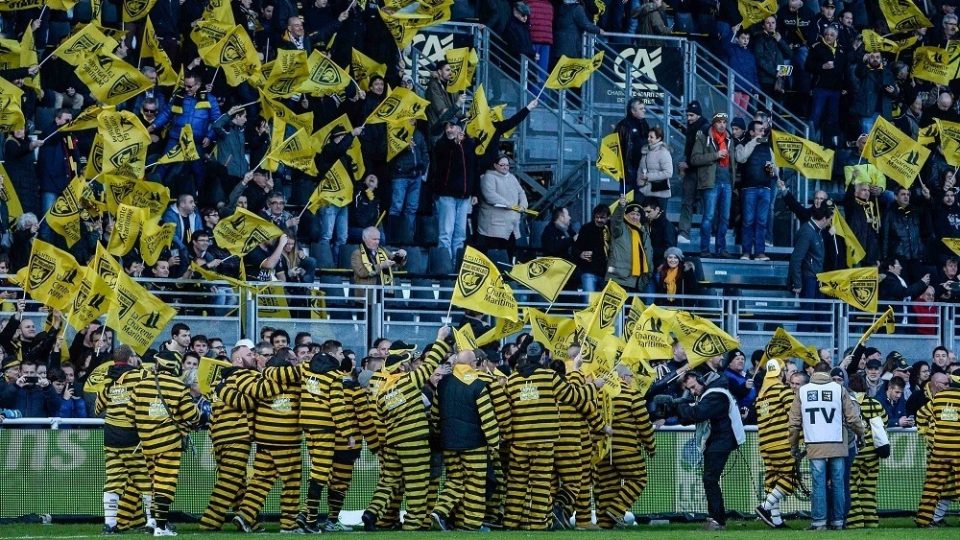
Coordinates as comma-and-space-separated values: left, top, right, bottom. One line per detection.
107, 272, 177, 355
818, 266, 879, 313
879, 0, 932, 33
597, 132, 625, 181
771, 130, 834, 180
863, 116, 929, 188
213, 207, 283, 256
507, 257, 575, 303
545, 53, 604, 90
451, 246, 519, 321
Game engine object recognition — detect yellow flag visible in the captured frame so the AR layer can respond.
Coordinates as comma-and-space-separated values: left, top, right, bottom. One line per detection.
97, 109, 150, 178
351, 48, 386, 91
202, 0, 237, 25
545, 52, 604, 90
858, 306, 896, 344
123, 181, 170, 221
444, 47, 479, 93
476, 308, 528, 347
862, 29, 917, 54
0, 37, 20, 70
258, 283, 291, 317
122, 0, 157, 21
935, 119, 960, 167
268, 128, 318, 175
213, 207, 284, 256
386, 121, 416, 161
61, 104, 112, 132
622, 303, 676, 363
817, 266, 879, 313
863, 116, 930, 188
107, 204, 145, 257
918, 122, 940, 145
107, 272, 177, 355
366, 87, 430, 125
199, 24, 261, 86
672, 311, 739, 369
596, 132, 625, 181
142, 17, 178, 86
67, 267, 114, 331
19, 22, 40, 95
942, 238, 960, 256
879, 0, 932, 33
843, 163, 885, 187
584, 280, 628, 337
299, 50, 352, 96
47, 176, 85, 247
90, 243, 123, 288
507, 257, 576, 303
0, 0, 43, 9
763, 327, 819, 366
264, 49, 310, 98
259, 90, 314, 133
452, 246, 520, 321
191, 19, 233, 52
771, 129, 835, 180
623, 296, 644, 339
738, 0, 778, 29
379, 9, 431, 48
155, 124, 201, 165
527, 308, 577, 357
912, 46, 954, 85
189, 261, 248, 289
53, 23, 119, 66
312, 113, 365, 179
0, 161, 23, 221
831, 211, 866, 267
466, 84, 496, 155
196, 356, 232, 395
307, 160, 354, 211
0, 76, 25, 132
76, 52, 153, 106
140, 220, 176, 266
83, 361, 111, 394
12, 239, 82, 312
453, 324, 479, 352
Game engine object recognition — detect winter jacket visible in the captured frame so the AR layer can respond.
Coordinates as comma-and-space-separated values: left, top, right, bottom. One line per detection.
36, 125, 78, 195
788, 372, 864, 459
161, 205, 204, 254
682, 116, 709, 163
647, 216, 677, 267
607, 204, 653, 290
638, 2, 670, 35
478, 169, 528, 241
844, 187, 882, 266
432, 135, 479, 198
723, 37, 759, 89
572, 221, 608, 276
616, 113, 650, 176
527, 0, 554, 44
805, 39, 847, 91
637, 141, 673, 198
654, 263, 698, 306
57, 394, 87, 418
851, 63, 897, 119
212, 114, 249, 179
776, 5, 815, 47
502, 15, 536, 61
676, 375, 741, 453
734, 137, 775, 189
348, 187, 380, 229
541, 222, 574, 259
425, 77, 462, 135
3, 136, 40, 217
788, 220, 825, 290
152, 92, 222, 143
13, 384, 60, 418
880, 204, 924, 262
751, 31, 791, 86
389, 129, 430, 178
689, 126, 736, 190
551, 1, 601, 61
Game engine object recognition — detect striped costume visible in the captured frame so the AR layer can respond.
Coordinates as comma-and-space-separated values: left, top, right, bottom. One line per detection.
755, 379, 797, 526
555, 370, 603, 529
847, 393, 887, 528
915, 386, 960, 527
327, 380, 379, 527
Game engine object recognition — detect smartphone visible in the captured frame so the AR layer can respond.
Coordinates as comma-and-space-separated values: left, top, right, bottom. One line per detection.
171, 249, 180, 258
24, 376, 38, 385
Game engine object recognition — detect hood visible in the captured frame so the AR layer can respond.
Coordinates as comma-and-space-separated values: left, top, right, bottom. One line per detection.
704, 371, 730, 390
309, 353, 341, 373
107, 364, 136, 381
517, 360, 540, 378
810, 372, 833, 384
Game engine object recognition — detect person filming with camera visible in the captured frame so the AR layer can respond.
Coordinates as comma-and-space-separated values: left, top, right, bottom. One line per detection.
735, 120, 778, 261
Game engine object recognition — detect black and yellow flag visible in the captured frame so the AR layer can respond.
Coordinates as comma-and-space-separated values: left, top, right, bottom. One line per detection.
672, 310, 739, 369
365, 87, 430, 125
465, 84, 496, 155
763, 327, 819, 366
351, 48, 386, 91
52, 23, 118, 66
196, 356, 233, 395
312, 113, 365, 179
123, 181, 170, 221
912, 46, 955, 86
267, 128, 318, 175
445, 47, 479, 93
597, 132, 625, 181
944, 238, 960, 256
140, 219, 175, 266
213, 207, 284, 256
527, 307, 577, 359
199, 24, 261, 86
936, 119, 960, 167
306, 160, 354, 211
879, 0, 932, 33
122, 0, 158, 22
452, 246, 519, 321
738, 0, 778, 29
507, 257, 576, 303
0, 0, 44, 10
47, 176, 85, 247
19, 21, 40, 94
0, 161, 23, 221
831, 210, 866, 267
67, 267, 114, 331
453, 324, 479, 352
142, 17, 178, 86
0, 76, 25, 132
12, 239, 82, 312
263, 49, 310, 98
771, 129, 834, 180
107, 272, 176, 356
584, 280, 629, 338
77, 51, 153, 106
863, 116, 930, 188
61, 104, 111, 132
259, 90, 315, 133
90, 243, 123, 288
156, 124, 201, 165
386, 120, 415, 161
97, 109, 150, 178
0, 37, 21, 71
190, 19, 233, 52
624, 296, 644, 340
299, 50, 352, 96
818, 266, 879, 313
858, 306, 896, 344
107, 204, 145, 257
545, 52, 604, 90
862, 29, 917, 54
622, 303, 676, 363
476, 308, 528, 347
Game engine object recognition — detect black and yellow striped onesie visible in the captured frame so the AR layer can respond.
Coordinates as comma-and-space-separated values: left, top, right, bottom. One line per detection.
755, 379, 796, 524
915, 386, 960, 527
555, 370, 602, 528
126, 370, 199, 531
847, 393, 887, 528
97, 365, 151, 531
234, 364, 303, 531
365, 340, 450, 531
327, 379, 380, 527
595, 380, 654, 528
199, 367, 282, 530
502, 362, 590, 530
476, 368, 511, 525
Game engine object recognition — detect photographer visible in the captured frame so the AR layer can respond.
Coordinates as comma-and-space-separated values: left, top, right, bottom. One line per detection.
651, 371, 745, 530
11, 359, 61, 420
735, 121, 778, 261
350, 227, 407, 288
50, 367, 87, 419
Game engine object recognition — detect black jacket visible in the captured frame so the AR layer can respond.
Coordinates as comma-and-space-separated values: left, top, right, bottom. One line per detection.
435, 374, 489, 451
571, 221, 608, 275
788, 220, 825, 290
541, 223, 574, 259
478, 107, 531, 172
805, 40, 847, 91
676, 375, 740, 453
647, 217, 678, 268
751, 30, 791, 86
432, 136, 479, 198
880, 204, 924, 262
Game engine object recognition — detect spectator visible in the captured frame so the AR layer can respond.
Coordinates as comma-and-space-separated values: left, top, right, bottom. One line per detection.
678, 100, 709, 244
50, 367, 86, 419
635, 0, 670, 35
616, 98, 651, 188
351, 227, 406, 287
210, 105, 251, 203
540, 207, 575, 259
932, 189, 960, 263
245, 233, 291, 282
572, 204, 610, 292
162, 193, 204, 272
723, 349, 757, 414
875, 376, 911, 428
932, 256, 959, 303
643, 198, 677, 268
477, 156, 528, 260
788, 205, 831, 304
637, 126, 673, 203
425, 61, 466, 137
432, 119, 478, 264
607, 199, 653, 291
348, 174, 382, 244
735, 121, 777, 260
878, 258, 930, 324
388, 120, 429, 235
850, 52, 897, 136
752, 16, 791, 98
9, 359, 60, 419
262, 191, 300, 236
906, 370, 948, 416
690, 111, 735, 257
881, 189, 926, 282
805, 25, 846, 145
910, 286, 939, 335
844, 182, 881, 267
723, 28, 759, 113
655, 247, 699, 306
502, 2, 537, 77
527, 0, 555, 75
36, 109, 77, 228
552, 0, 602, 66
3, 128, 42, 217
227, 169, 274, 218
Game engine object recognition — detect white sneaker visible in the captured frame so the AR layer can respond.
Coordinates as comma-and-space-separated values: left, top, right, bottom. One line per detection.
677, 234, 691, 244
153, 527, 177, 537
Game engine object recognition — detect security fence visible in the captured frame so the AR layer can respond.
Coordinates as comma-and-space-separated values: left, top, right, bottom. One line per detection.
0, 420, 949, 520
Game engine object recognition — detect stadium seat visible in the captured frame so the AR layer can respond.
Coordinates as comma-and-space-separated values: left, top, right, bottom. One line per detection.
311, 242, 334, 269
415, 214, 439, 246
402, 247, 427, 275
428, 247, 454, 275
388, 215, 414, 246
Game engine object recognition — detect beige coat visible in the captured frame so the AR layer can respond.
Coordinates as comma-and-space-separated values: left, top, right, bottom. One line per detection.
478, 169, 528, 240
788, 372, 865, 458
637, 140, 673, 199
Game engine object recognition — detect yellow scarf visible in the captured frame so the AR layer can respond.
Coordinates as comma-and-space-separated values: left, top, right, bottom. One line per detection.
453, 364, 479, 384
663, 266, 680, 297
856, 197, 880, 233
626, 222, 649, 276
821, 37, 837, 55
376, 368, 404, 396
359, 245, 393, 285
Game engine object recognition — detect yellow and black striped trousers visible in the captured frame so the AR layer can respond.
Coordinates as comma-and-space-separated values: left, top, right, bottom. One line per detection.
595, 448, 648, 528
199, 441, 251, 530
236, 445, 301, 530
761, 451, 797, 495
145, 451, 182, 528
366, 441, 431, 530
573, 441, 597, 528
116, 487, 146, 531
847, 453, 879, 528
105, 445, 151, 529
485, 445, 505, 523
915, 455, 960, 527
503, 442, 554, 530
433, 448, 488, 529
305, 431, 336, 522
328, 449, 360, 522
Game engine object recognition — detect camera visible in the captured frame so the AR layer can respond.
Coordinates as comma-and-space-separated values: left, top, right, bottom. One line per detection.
392, 253, 404, 263
758, 137, 768, 144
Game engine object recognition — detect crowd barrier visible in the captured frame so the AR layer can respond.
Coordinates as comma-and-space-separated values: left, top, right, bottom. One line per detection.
0, 421, 953, 520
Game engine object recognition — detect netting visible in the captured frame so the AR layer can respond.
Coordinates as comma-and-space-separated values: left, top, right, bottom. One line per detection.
2, 427, 950, 519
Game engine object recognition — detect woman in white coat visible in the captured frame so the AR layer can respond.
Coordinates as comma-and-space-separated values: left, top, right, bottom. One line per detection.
637, 125, 674, 203
478, 155, 528, 260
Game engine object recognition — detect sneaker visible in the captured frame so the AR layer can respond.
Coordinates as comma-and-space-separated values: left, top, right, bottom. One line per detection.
280, 527, 306, 534
296, 513, 322, 534
756, 505, 776, 528
755, 254, 770, 261
740, 254, 751, 260
481, 517, 503, 530
605, 511, 627, 528
361, 511, 377, 532
153, 527, 177, 537
233, 515, 252, 533
704, 519, 725, 531
101, 525, 120, 535
479, 526, 491, 532
717, 251, 733, 259
430, 512, 449, 531
765, 240, 773, 247
323, 520, 351, 532
678, 234, 691, 244
700, 250, 713, 258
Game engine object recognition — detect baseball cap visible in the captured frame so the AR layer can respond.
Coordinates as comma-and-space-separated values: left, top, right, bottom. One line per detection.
865, 358, 882, 370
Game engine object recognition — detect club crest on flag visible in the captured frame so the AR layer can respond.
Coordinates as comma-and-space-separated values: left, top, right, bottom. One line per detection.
457, 259, 489, 297
556, 63, 588, 86
27, 252, 56, 291
242, 228, 273, 254
870, 128, 898, 157
852, 278, 878, 306
115, 287, 138, 320
599, 295, 620, 329
108, 74, 142, 100
692, 333, 727, 358
775, 140, 802, 164
765, 335, 791, 358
